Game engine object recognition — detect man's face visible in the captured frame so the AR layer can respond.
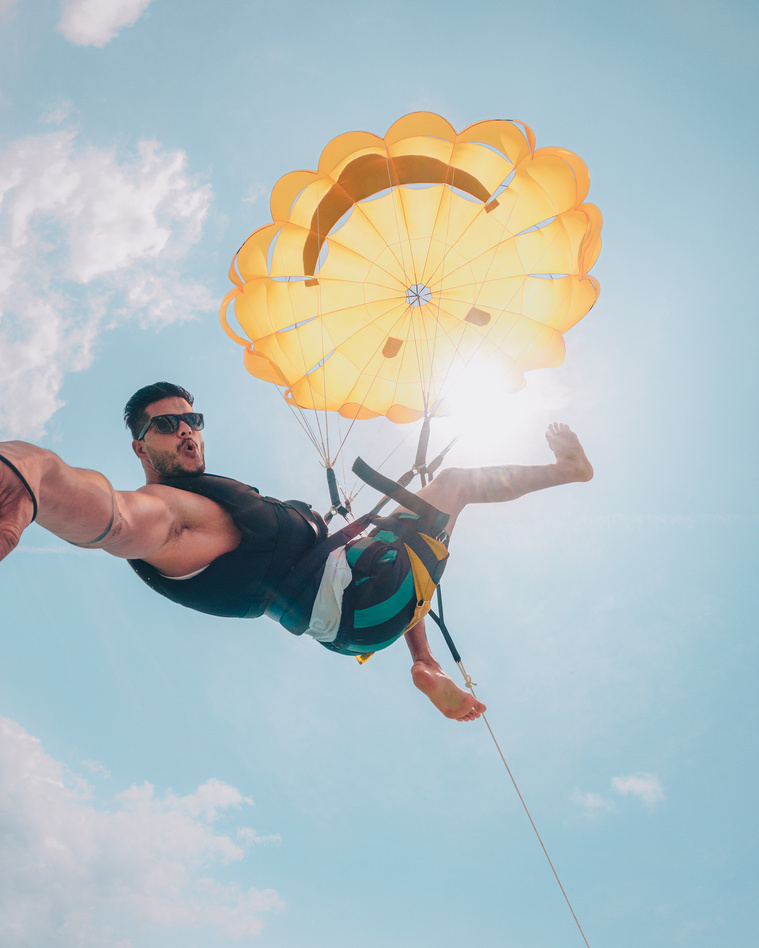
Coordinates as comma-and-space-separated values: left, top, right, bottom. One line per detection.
133, 396, 206, 479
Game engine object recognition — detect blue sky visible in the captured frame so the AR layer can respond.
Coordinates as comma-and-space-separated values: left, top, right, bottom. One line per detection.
0, 0, 757, 945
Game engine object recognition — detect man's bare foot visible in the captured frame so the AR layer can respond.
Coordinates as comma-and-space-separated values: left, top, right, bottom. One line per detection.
411, 659, 486, 722
545, 422, 593, 483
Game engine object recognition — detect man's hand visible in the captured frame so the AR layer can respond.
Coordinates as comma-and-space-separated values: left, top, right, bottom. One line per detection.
0, 459, 36, 562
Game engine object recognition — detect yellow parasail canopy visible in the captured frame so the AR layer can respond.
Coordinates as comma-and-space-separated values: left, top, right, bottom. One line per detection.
221, 113, 602, 424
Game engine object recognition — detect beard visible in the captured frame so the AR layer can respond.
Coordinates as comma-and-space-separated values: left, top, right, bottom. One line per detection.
146, 442, 206, 479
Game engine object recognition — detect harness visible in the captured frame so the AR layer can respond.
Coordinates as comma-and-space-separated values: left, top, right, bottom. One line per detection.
266, 458, 450, 657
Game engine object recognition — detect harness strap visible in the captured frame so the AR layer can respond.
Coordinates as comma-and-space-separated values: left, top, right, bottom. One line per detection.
325, 465, 350, 520
0, 453, 38, 523
264, 512, 374, 630
352, 457, 449, 536
261, 502, 298, 591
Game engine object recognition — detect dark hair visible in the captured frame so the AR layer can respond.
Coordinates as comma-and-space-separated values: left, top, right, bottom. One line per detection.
124, 382, 194, 439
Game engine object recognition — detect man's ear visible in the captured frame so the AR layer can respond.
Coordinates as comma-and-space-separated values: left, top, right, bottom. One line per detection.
132, 440, 148, 461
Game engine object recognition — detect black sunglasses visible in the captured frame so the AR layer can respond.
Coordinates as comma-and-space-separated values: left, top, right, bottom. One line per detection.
137, 412, 204, 440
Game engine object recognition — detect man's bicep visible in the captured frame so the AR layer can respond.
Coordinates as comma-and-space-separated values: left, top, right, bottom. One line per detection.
102, 489, 175, 559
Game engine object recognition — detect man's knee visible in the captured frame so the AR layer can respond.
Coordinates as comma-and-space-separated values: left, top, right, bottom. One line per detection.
432, 467, 464, 487
426, 467, 470, 506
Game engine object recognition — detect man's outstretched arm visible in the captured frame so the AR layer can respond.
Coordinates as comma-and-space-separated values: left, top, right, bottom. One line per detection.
0, 441, 173, 563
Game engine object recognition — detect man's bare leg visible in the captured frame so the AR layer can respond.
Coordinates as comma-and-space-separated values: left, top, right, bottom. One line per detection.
411, 422, 593, 532
401, 424, 592, 720
405, 620, 486, 722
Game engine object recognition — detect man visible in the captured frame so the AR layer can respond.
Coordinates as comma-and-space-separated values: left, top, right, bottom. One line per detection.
0, 382, 594, 722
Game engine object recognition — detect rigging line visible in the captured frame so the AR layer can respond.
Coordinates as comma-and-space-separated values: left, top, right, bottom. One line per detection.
326, 322, 407, 465
304, 284, 434, 495
385, 165, 428, 438
468, 215, 579, 331
337, 414, 394, 501
383, 150, 417, 291
382, 150, 436, 413
436, 171, 585, 378
420, 139, 528, 295
378, 147, 453, 419
429, 587, 590, 945
279, 393, 326, 459
335, 395, 427, 507
408, 144, 458, 401
402, 179, 452, 419
332, 412, 397, 512
406, 298, 433, 420
276, 210, 419, 304
433, 142, 531, 291
312, 199, 334, 462
275, 272, 331, 461
420, 264, 557, 407
455, 663, 592, 948
283, 374, 329, 466
299, 154, 435, 447
436, 265, 575, 396
330, 292, 430, 458
422, 140, 466, 410
420, 152, 487, 420
334, 412, 350, 496
344, 416, 429, 507
400, 184, 451, 423
416, 155, 531, 404
303, 228, 412, 296
316, 165, 417, 290
395, 165, 506, 414
406, 297, 484, 420
232, 283, 325, 461
407, 302, 433, 420
318, 297, 417, 467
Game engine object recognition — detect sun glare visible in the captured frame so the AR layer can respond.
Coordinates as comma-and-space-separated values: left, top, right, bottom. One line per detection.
434, 364, 571, 466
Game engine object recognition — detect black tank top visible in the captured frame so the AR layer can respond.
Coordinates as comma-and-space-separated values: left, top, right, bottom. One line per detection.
128, 474, 327, 625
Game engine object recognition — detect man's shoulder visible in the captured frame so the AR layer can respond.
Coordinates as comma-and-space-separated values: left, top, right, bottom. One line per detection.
136, 474, 266, 519
153, 473, 257, 490
133, 481, 197, 502
132, 479, 229, 516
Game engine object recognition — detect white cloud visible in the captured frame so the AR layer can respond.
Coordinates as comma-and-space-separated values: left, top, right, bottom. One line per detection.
81, 759, 112, 779
0, 128, 213, 438
612, 772, 665, 807
57, 0, 154, 47
571, 789, 615, 815
237, 826, 282, 846
573, 772, 665, 816
242, 183, 267, 205
0, 717, 283, 946
39, 100, 74, 125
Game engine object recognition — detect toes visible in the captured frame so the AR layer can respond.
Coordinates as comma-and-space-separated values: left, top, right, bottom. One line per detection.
456, 706, 484, 721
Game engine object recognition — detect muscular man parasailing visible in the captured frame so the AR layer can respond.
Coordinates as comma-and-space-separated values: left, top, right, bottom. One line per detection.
0, 382, 593, 722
